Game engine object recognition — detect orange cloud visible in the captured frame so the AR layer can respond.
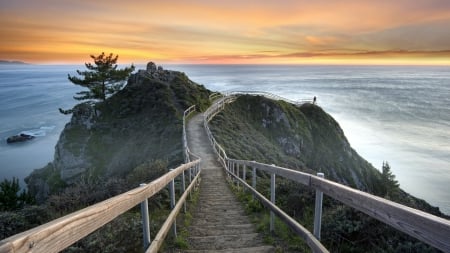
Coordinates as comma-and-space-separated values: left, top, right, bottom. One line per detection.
0, 0, 450, 64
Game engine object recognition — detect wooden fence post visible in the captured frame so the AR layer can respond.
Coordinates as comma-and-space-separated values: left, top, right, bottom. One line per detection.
188, 167, 192, 200
237, 163, 240, 188
270, 173, 276, 232
169, 169, 177, 238
252, 166, 256, 199
314, 173, 324, 240
182, 170, 186, 213
243, 165, 247, 192
140, 183, 151, 250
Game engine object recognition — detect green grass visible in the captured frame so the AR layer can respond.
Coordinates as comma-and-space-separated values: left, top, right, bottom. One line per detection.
209, 95, 383, 191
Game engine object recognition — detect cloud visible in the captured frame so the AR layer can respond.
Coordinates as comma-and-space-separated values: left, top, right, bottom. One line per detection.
1, 0, 450, 64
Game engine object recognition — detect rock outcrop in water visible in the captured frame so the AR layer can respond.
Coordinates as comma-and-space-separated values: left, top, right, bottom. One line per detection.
26, 62, 212, 201
6, 134, 35, 144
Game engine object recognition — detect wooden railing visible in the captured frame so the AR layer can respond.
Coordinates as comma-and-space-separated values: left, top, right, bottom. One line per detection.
204, 95, 236, 167
0, 105, 202, 253
203, 92, 450, 253
224, 90, 313, 106
0, 162, 200, 253
208, 92, 223, 101
183, 105, 197, 162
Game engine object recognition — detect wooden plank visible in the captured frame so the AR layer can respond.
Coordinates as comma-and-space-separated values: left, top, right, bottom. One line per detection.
0, 160, 200, 253
310, 176, 450, 252
146, 171, 201, 253
230, 160, 311, 186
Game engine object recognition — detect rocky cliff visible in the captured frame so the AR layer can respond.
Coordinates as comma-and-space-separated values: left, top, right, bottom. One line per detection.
26, 62, 212, 201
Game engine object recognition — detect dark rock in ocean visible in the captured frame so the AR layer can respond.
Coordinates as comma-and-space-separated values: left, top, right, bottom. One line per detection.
6, 133, 35, 144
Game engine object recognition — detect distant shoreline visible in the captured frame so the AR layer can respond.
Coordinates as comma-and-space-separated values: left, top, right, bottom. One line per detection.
0, 60, 29, 65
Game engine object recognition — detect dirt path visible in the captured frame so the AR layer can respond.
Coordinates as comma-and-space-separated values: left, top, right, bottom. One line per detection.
183, 113, 274, 252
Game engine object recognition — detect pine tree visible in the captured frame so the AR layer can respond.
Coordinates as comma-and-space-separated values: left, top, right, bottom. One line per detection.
0, 177, 35, 211
68, 52, 134, 102
381, 161, 399, 198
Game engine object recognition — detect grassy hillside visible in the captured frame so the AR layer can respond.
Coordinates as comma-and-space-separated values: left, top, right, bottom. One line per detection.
210, 95, 382, 192
209, 95, 443, 252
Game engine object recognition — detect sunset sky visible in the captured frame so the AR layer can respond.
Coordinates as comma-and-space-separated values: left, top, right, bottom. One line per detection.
1, 0, 450, 65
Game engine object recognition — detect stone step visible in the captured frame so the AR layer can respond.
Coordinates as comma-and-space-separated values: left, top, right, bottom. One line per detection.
194, 209, 246, 216
199, 186, 231, 190
195, 203, 243, 209
193, 212, 248, 221
194, 207, 246, 216
189, 224, 257, 236
188, 233, 264, 250
182, 245, 275, 253
197, 194, 237, 198
190, 215, 252, 226
195, 198, 240, 204
195, 199, 241, 205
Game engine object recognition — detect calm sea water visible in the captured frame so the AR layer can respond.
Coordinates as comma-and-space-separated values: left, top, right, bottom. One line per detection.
0, 64, 449, 214
0, 65, 82, 183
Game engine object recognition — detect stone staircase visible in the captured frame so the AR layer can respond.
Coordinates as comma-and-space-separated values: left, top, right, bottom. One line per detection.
182, 113, 274, 252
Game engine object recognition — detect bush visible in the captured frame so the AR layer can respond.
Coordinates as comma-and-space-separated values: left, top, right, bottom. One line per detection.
0, 205, 50, 239
0, 177, 35, 211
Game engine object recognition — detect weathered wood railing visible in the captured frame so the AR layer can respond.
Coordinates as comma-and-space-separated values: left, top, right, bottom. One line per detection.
224, 90, 313, 106
0, 162, 201, 253
0, 105, 202, 253
203, 92, 450, 253
204, 95, 236, 167
183, 105, 197, 163
208, 92, 223, 101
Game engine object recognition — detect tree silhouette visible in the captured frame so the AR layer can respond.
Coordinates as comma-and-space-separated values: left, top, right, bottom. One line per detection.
68, 52, 135, 102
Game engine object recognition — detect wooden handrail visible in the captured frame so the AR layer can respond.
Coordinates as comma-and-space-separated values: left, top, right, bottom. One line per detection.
224, 90, 312, 106
208, 92, 223, 101
229, 159, 450, 252
311, 176, 450, 252
183, 105, 197, 162
229, 159, 311, 186
0, 161, 199, 253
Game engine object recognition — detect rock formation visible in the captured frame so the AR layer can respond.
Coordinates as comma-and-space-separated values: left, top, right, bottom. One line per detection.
6, 134, 35, 144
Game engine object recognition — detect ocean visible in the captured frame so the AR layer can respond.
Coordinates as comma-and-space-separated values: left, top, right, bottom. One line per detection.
0, 64, 449, 214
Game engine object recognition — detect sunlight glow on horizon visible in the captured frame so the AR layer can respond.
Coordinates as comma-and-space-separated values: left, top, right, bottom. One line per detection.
1, 0, 450, 65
